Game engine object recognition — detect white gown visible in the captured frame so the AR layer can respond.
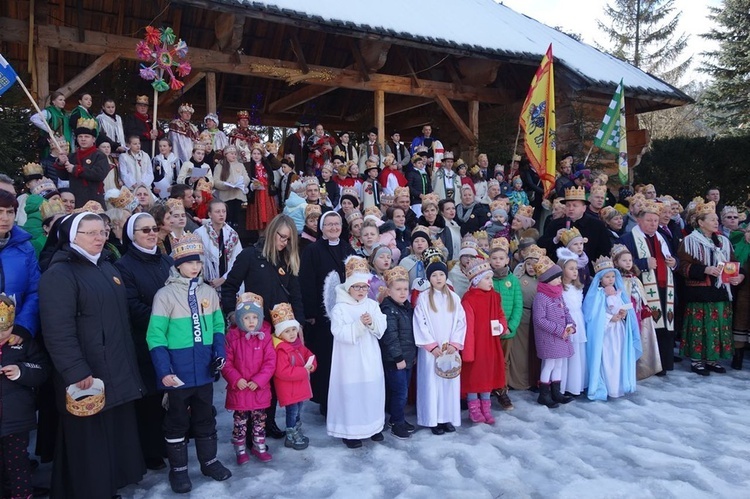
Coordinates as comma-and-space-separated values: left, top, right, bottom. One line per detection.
560, 285, 588, 395
413, 289, 467, 428
602, 294, 628, 398
327, 285, 387, 439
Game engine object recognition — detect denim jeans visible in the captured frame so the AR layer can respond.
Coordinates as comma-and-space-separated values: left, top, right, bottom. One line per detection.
384, 366, 411, 424
285, 401, 303, 429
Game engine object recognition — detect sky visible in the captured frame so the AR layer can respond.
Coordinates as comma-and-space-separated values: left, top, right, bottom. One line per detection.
500, 0, 722, 85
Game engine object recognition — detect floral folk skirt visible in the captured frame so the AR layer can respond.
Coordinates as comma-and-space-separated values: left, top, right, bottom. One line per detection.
680, 301, 733, 361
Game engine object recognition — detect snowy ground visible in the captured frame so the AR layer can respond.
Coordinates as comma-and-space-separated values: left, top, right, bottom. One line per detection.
35, 364, 750, 498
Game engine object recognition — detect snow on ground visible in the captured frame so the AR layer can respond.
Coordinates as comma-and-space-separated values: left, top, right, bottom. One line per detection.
38, 364, 750, 498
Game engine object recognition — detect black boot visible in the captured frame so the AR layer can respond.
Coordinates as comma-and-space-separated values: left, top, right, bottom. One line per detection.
265, 405, 286, 439
732, 348, 744, 370
165, 440, 192, 494
195, 434, 232, 482
536, 382, 559, 408
550, 381, 573, 404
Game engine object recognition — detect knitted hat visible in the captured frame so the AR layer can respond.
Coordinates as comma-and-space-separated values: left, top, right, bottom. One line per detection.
343, 256, 371, 291
465, 258, 493, 286
271, 302, 300, 337
235, 292, 264, 331
340, 187, 359, 207
171, 233, 203, 267
423, 247, 448, 280
368, 244, 392, 267
204, 113, 219, 125
411, 225, 431, 245
384, 265, 409, 286
534, 256, 563, 283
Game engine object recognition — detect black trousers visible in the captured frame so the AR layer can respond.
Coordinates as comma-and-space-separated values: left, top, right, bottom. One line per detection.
163, 384, 216, 441
656, 286, 675, 371
135, 392, 166, 459
225, 199, 243, 230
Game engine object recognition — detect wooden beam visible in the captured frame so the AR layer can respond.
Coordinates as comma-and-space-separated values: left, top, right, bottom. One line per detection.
34, 44, 49, 106
171, 6, 183, 39
289, 33, 309, 74
374, 89, 385, 143
0, 17, 509, 104
268, 85, 336, 114
444, 57, 463, 87
348, 38, 371, 82
386, 96, 432, 117
214, 12, 244, 53
396, 47, 421, 89
435, 95, 476, 145
55, 52, 119, 98
159, 71, 207, 107
468, 100, 479, 159
206, 72, 217, 114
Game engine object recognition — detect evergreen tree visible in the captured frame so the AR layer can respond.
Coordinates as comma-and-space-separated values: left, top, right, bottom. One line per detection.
597, 0, 691, 83
699, 0, 750, 136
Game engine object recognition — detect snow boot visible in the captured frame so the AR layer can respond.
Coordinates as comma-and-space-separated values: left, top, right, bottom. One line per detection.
250, 437, 273, 462
285, 428, 309, 450
232, 438, 249, 466
266, 418, 286, 440
195, 434, 232, 481
480, 399, 495, 424
536, 382, 559, 409
294, 420, 310, 445
165, 440, 192, 494
467, 399, 486, 423
732, 348, 744, 370
550, 381, 573, 404
493, 387, 515, 411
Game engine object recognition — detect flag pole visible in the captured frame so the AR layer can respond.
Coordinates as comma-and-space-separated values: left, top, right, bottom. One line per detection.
582, 143, 595, 167
512, 123, 522, 160
15, 76, 63, 153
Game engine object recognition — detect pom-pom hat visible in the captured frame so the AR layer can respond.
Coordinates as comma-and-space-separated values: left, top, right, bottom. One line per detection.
423, 247, 448, 280
171, 233, 204, 267
271, 303, 300, 337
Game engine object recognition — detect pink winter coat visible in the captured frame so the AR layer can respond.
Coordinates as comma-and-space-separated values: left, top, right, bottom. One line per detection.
273, 337, 316, 407
222, 323, 277, 411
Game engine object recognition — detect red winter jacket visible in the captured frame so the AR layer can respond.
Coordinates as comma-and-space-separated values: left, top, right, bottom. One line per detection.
273, 337, 316, 407
222, 323, 276, 411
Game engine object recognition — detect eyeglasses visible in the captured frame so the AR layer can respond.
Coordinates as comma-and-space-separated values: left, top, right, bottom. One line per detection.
323, 222, 342, 228
350, 284, 370, 291
136, 226, 160, 234
276, 231, 291, 242
76, 230, 107, 238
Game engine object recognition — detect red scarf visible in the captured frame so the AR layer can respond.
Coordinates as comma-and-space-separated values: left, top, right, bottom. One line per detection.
379, 168, 407, 189
537, 281, 563, 298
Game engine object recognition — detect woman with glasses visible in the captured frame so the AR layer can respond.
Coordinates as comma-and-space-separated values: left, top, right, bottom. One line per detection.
40, 212, 146, 498
115, 212, 174, 471
222, 214, 304, 438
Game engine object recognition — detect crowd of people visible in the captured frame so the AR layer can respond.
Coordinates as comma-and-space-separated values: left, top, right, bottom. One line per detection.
0, 90, 747, 497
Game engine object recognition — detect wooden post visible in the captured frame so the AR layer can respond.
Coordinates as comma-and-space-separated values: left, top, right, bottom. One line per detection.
468, 100, 479, 160
206, 72, 217, 114
35, 44, 49, 107
374, 89, 385, 146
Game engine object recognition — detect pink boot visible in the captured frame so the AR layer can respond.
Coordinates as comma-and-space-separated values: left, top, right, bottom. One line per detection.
467, 399, 486, 423
251, 438, 273, 462
480, 399, 495, 424
232, 439, 250, 465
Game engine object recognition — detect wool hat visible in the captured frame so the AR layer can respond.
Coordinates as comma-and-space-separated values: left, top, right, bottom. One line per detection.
343, 255, 371, 291
271, 302, 300, 337
204, 113, 219, 125
171, 233, 203, 267
411, 225, 431, 245
534, 256, 563, 283
368, 244, 392, 267
423, 247, 448, 280
340, 187, 360, 208
235, 292, 264, 331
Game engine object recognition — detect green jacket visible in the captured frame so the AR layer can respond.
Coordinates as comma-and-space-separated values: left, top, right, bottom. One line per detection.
22, 194, 46, 257
493, 270, 523, 338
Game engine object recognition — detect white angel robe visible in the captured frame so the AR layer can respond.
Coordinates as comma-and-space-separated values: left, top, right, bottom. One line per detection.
327, 285, 387, 439
413, 289, 467, 428
560, 285, 588, 395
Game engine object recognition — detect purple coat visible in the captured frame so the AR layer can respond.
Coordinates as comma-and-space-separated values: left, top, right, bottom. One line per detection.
222, 323, 277, 411
532, 292, 574, 359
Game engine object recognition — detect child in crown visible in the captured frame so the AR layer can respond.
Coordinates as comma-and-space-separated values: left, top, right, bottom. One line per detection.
559, 227, 591, 289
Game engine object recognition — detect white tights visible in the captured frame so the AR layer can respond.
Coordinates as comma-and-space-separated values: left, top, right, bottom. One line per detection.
540, 358, 564, 384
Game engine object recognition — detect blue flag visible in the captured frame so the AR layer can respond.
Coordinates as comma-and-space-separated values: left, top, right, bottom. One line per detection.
0, 54, 18, 96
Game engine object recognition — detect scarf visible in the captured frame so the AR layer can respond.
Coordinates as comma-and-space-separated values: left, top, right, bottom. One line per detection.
206, 223, 239, 277
187, 277, 204, 344
456, 203, 476, 223
45, 105, 72, 141
493, 266, 510, 279
538, 281, 563, 299
684, 229, 732, 297
577, 251, 589, 270
632, 225, 675, 329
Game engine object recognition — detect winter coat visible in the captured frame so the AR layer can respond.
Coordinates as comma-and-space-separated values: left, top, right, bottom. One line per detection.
39, 245, 145, 412
223, 323, 276, 411
406, 168, 432, 205
0, 337, 48, 438
273, 336, 316, 407
493, 271, 523, 337
55, 148, 109, 208
147, 271, 226, 389
379, 296, 417, 369
532, 290, 575, 359
221, 243, 305, 324
22, 194, 46, 256
114, 245, 173, 393
461, 287, 507, 395
540, 215, 613, 271
0, 226, 40, 338
456, 203, 491, 236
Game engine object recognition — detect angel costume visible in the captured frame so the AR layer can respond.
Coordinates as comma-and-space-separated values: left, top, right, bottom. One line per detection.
583, 269, 642, 401
413, 288, 467, 428
327, 285, 387, 439
621, 272, 662, 380
560, 284, 588, 395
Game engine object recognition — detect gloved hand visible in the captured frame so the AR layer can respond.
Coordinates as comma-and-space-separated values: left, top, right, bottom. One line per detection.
211, 357, 226, 381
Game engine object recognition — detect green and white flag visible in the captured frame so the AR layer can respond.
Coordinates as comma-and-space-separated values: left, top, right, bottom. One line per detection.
594, 79, 628, 184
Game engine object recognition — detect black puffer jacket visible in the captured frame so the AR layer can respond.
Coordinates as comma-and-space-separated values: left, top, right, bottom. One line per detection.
115, 245, 173, 394
39, 245, 145, 412
0, 338, 48, 437
379, 296, 417, 368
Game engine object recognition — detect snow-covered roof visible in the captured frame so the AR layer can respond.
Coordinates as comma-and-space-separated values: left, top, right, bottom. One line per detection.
213, 0, 690, 104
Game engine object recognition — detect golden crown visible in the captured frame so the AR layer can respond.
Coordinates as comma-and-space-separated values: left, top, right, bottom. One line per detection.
384, 265, 410, 285
600, 206, 620, 221
563, 186, 587, 202
345, 255, 370, 279
465, 258, 492, 280
516, 204, 534, 219
73, 200, 104, 214
31, 178, 56, 196
336, 164, 350, 176
193, 142, 207, 152
524, 244, 546, 261
394, 186, 410, 199
490, 237, 510, 253
694, 200, 715, 218
363, 206, 382, 218
461, 234, 478, 249
490, 199, 509, 213
627, 193, 645, 204
421, 193, 440, 207
0, 295, 16, 330
166, 198, 184, 212
532, 255, 556, 278
303, 176, 320, 186
305, 203, 322, 218
610, 244, 630, 261
640, 200, 661, 215
593, 255, 615, 274
172, 233, 203, 260
590, 184, 607, 197
109, 186, 134, 209
178, 103, 195, 114
40, 198, 66, 221
345, 211, 362, 224
270, 302, 295, 326
196, 178, 213, 193
66, 379, 106, 417
341, 187, 358, 200
237, 292, 263, 310
559, 227, 585, 247
381, 194, 395, 206
75, 118, 97, 132
422, 247, 445, 266
237, 110, 250, 119
469, 165, 480, 175
22, 162, 44, 178
473, 230, 488, 241
135, 95, 149, 105
412, 225, 430, 237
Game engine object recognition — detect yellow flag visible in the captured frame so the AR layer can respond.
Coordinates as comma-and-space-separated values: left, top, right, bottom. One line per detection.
519, 44, 556, 195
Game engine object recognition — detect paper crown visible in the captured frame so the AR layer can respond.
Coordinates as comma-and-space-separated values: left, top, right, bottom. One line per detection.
600, 206, 621, 222
487, 179, 500, 189
40, 198, 66, 221
135, 95, 149, 105
559, 227, 587, 247
414, 145, 429, 155
465, 258, 492, 281
305, 203, 322, 219
563, 186, 588, 203
469, 165, 480, 176
345, 211, 362, 224
192, 142, 207, 152
341, 187, 359, 200
75, 118, 98, 134
23, 162, 44, 179
694, 200, 716, 218
640, 200, 661, 215
380, 194, 395, 206
610, 243, 630, 260
73, 200, 104, 214
473, 230, 489, 241
384, 265, 410, 285
336, 163, 350, 176
516, 204, 534, 219
443, 151, 455, 161
178, 103, 195, 114
593, 255, 615, 273
31, 178, 56, 196
394, 186, 410, 200
490, 237, 510, 253
461, 234, 478, 250
524, 244, 546, 261
590, 184, 608, 197
171, 233, 203, 263
196, 178, 213, 193
166, 198, 184, 212
106, 186, 135, 209
490, 198, 509, 214
290, 179, 306, 195
344, 255, 370, 279
421, 193, 440, 208
237, 110, 250, 120
270, 302, 295, 326
0, 294, 16, 330
363, 206, 382, 218
627, 192, 645, 204
533, 255, 556, 279
66, 378, 105, 417
237, 292, 263, 310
